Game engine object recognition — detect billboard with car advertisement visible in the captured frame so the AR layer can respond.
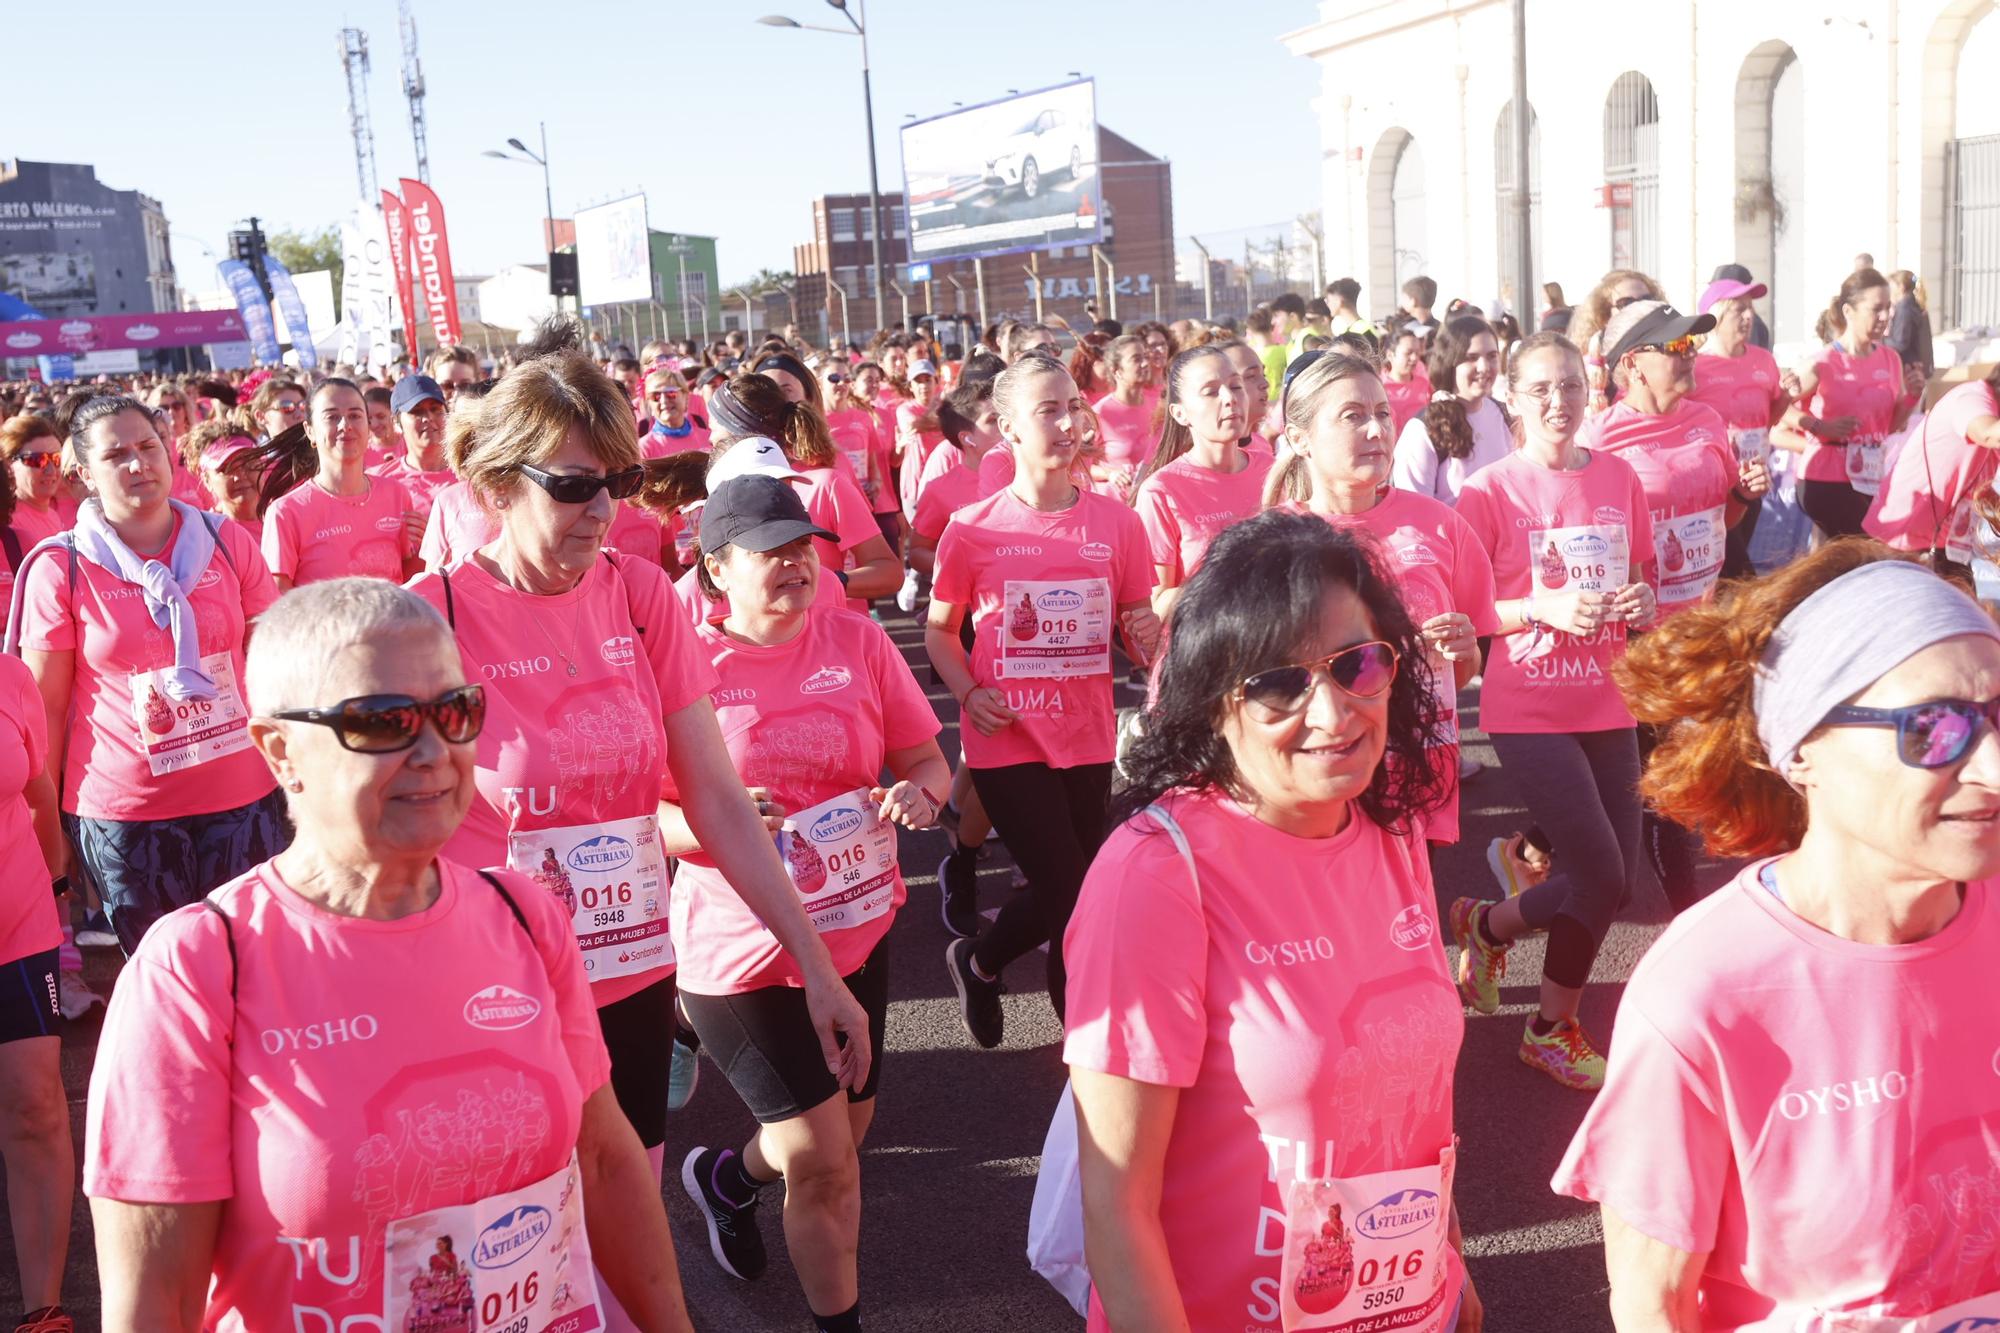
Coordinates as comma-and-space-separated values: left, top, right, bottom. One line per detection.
900, 79, 1102, 263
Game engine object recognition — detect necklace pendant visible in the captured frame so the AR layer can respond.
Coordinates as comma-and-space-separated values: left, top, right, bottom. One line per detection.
564, 659, 579, 677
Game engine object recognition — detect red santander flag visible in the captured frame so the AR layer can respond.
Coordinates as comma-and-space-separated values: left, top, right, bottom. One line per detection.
398, 177, 463, 346
380, 188, 421, 356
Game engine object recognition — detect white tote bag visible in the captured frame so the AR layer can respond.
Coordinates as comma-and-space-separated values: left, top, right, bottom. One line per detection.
1026, 804, 1200, 1318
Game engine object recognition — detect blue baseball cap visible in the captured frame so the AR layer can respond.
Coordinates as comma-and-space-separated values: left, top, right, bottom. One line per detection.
390, 373, 446, 414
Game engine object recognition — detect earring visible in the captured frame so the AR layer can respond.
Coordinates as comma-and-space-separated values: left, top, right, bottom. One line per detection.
285, 777, 303, 792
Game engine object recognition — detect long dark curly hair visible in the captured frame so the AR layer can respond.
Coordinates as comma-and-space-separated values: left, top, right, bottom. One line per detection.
1112, 509, 1450, 835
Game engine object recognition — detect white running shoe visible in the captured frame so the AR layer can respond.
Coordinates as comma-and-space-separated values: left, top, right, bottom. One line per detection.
58, 972, 102, 1020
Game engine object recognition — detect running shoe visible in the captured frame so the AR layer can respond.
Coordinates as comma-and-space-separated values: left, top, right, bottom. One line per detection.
946, 937, 1005, 1048
1519, 1017, 1608, 1091
1486, 835, 1548, 899
76, 911, 117, 949
57, 972, 102, 1021
667, 1033, 701, 1112
937, 850, 980, 938
894, 566, 921, 614
679, 1147, 768, 1281
1447, 898, 1508, 1015
15, 1308, 74, 1333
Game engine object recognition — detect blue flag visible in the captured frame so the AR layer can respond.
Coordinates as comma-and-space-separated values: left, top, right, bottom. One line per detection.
264, 258, 318, 367
217, 260, 283, 364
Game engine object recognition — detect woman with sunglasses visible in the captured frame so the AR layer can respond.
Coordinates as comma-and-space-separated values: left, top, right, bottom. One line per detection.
1793, 267, 1926, 539
1390, 313, 1509, 506
248, 375, 307, 445
407, 335, 870, 1327
84, 578, 697, 1333
1557, 546, 2000, 1329
1066, 509, 1480, 1333
260, 379, 422, 592
1131, 345, 1271, 622
11, 395, 286, 957
1265, 353, 1497, 845
930, 356, 1160, 1047
1450, 333, 1657, 1090
667, 474, 947, 1332
1, 415, 66, 549
642, 367, 711, 459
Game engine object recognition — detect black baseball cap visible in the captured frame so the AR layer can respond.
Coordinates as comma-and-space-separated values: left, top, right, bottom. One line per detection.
699, 474, 835, 553
1601, 300, 1716, 367
390, 373, 445, 414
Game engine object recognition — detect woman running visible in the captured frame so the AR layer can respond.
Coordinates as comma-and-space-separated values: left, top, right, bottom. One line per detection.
928, 356, 1160, 1046
819, 357, 897, 547
1090, 335, 1158, 490
1867, 363, 2000, 580
1390, 313, 1509, 505
670, 474, 949, 1333
1691, 275, 1801, 577
1449, 333, 1657, 1090
1793, 266, 1925, 538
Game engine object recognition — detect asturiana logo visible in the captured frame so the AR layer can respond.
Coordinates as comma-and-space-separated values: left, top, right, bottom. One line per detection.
600, 635, 636, 667
1079, 541, 1114, 562
373, 515, 403, 534
472, 1203, 552, 1269
1356, 1188, 1440, 1240
810, 806, 866, 844
1591, 506, 1627, 527
463, 984, 541, 1031
568, 834, 634, 874
4, 332, 41, 350
1561, 533, 1610, 560
801, 666, 853, 695
1037, 588, 1085, 614
126, 323, 160, 342
1390, 904, 1434, 951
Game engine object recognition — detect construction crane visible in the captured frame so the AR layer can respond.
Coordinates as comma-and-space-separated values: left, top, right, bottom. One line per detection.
338, 28, 379, 200
400, 0, 429, 184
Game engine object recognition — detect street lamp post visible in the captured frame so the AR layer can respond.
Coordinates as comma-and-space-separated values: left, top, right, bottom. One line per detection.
483, 122, 562, 315
758, 0, 886, 334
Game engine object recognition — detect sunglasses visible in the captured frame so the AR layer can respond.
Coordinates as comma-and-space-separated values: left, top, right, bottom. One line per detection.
1635, 334, 1705, 358
519, 464, 645, 504
272, 401, 306, 415
825, 373, 849, 384
269, 684, 486, 753
1822, 696, 2000, 769
1235, 641, 1399, 720
14, 450, 60, 470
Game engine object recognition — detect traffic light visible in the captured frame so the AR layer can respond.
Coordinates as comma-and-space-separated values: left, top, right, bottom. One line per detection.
228, 219, 273, 301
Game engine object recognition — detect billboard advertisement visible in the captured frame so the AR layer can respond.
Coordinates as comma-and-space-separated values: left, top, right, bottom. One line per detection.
0, 309, 247, 354
0, 161, 162, 319
575, 194, 652, 306
900, 79, 1102, 264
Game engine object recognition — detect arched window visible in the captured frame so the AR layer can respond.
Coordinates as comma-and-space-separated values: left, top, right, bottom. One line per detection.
1393, 136, 1428, 289
1494, 101, 1543, 311
1603, 72, 1661, 276
1368, 129, 1426, 316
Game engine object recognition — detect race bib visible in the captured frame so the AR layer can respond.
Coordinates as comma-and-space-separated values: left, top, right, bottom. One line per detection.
1654, 505, 1726, 610
1278, 1146, 1458, 1333
1945, 496, 1986, 566
842, 447, 872, 488
997, 577, 1112, 678
1529, 524, 1628, 597
779, 787, 898, 934
384, 1152, 602, 1333
128, 652, 252, 777
1848, 434, 1886, 495
1732, 426, 1771, 467
508, 815, 672, 980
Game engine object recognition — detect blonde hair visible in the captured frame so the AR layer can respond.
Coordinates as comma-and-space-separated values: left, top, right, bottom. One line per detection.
1262, 354, 1386, 507
1571, 269, 1663, 353
445, 348, 638, 504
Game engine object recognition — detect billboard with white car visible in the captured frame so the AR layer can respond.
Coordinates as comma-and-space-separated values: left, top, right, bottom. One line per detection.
900, 79, 1102, 263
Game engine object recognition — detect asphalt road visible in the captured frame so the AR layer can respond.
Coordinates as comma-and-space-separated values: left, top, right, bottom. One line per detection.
4, 601, 1732, 1332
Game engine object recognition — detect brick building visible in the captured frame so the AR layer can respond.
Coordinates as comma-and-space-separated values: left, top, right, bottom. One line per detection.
791, 125, 1173, 345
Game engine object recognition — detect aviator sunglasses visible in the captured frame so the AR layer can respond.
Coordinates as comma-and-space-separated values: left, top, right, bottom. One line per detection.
519, 463, 645, 504
269, 684, 487, 753
1821, 696, 2000, 770
1234, 641, 1400, 720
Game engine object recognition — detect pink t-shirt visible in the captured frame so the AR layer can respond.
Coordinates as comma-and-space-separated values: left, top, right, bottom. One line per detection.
18, 515, 277, 820
977, 441, 1016, 497
912, 442, 986, 543
418, 481, 499, 571
796, 466, 882, 614
1689, 347, 1784, 433
895, 403, 945, 519
11, 502, 64, 549
670, 561, 846, 627
0, 654, 54, 965
1384, 369, 1433, 436
668, 608, 940, 993
83, 859, 607, 1331
1867, 377, 2000, 552
1091, 393, 1156, 469
1132, 449, 1276, 587
1454, 450, 1656, 734
365, 454, 457, 514
1065, 791, 1464, 1333
409, 553, 718, 1006
1586, 399, 1738, 613
931, 487, 1154, 770
1804, 342, 1905, 484
262, 476, 416, 587
827, 407, 895, 516
642, 416, 712, 459
603, 503, 666, 567
1553, 863, 2000, 1330
1286, 491, 1500, 843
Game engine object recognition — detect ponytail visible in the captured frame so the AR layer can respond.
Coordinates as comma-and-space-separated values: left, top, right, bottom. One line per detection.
779, 398, 839, 469
250, 422, 317, 513
1129, 345, 1234, 502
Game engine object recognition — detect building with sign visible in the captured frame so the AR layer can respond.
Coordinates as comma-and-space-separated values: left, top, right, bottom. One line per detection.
0, 159, 174, 320
647, 231, 719, 343
790, 124, 1172, 343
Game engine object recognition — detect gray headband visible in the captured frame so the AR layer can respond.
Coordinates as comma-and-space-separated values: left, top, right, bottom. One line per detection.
708, 382, 783, 441
1754, 561, 2000, 775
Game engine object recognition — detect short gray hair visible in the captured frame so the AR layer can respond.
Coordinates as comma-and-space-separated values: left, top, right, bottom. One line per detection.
246, 578, 454, 714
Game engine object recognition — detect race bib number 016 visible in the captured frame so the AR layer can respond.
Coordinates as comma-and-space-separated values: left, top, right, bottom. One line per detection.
1279, 1147, 1458, 1333
509, 814, 673, 979
780, 787, 898, 935
128, 652, 253, 777
997, 578, 1112, 678
1654, 506, 1725, 610
1848, 433, 1887, 495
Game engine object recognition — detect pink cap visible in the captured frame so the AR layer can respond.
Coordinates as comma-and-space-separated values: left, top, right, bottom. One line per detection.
1698, 278, 1768, 314
199, 435, 258, 470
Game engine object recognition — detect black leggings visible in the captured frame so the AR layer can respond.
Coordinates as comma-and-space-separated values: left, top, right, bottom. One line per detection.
968, 761, 1114, 1023
1637, 721, 1705, 914
1722, 496, 1762, 580
598, 973, 677, 1149
1799, 478, 1871, 540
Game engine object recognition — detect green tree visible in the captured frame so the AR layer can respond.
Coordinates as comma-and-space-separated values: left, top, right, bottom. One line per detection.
267, 225, 344, 319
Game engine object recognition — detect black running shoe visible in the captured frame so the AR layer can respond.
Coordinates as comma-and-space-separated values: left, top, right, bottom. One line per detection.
680, 1146, 768, 1281
946, 937, 1005, 1048
937, 850, 981, 938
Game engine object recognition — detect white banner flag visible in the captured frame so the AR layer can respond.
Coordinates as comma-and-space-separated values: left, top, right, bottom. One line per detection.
337, 202, 398, 372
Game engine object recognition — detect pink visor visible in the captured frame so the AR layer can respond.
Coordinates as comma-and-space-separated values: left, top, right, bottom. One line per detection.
199, 435, 258, 469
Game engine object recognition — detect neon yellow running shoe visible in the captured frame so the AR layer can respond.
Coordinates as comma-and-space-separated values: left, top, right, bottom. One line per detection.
1519, 1016, 1607, 1091
1447, 897, 1508, 1015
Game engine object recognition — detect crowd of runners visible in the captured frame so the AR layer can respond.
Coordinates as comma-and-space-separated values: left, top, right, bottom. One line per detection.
0, 248, 1996, 1333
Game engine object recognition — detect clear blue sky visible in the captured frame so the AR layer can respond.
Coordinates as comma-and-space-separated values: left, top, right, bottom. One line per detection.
11, 0, 1323, 287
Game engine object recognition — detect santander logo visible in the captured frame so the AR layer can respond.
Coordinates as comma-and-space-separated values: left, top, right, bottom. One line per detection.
463, 984, 541, 1031
801, 666, 853, 695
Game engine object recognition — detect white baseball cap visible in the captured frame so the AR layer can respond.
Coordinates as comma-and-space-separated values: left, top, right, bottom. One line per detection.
909, 358, 939, 379
705, 436, 799, 487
